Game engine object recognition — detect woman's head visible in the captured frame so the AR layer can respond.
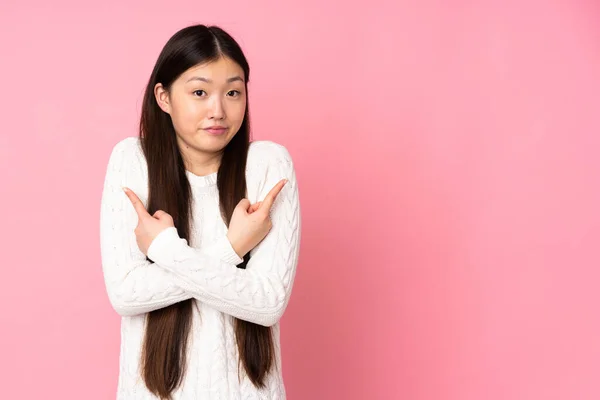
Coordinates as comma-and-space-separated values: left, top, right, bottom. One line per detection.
155, 57, 247, 163
137, 24, 274, 400
142, 24, 251, 172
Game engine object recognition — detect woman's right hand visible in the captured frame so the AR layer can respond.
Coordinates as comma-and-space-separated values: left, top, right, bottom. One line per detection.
226, 179, 288, 259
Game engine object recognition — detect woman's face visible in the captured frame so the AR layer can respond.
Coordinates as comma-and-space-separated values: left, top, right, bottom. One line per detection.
154, 56, 247, 165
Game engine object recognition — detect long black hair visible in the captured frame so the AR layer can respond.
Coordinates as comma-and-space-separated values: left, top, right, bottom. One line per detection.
137, 24, 274, 399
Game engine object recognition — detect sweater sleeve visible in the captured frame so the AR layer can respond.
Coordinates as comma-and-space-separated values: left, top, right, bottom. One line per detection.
99, 138, 244, 317
146, 144, 302, 327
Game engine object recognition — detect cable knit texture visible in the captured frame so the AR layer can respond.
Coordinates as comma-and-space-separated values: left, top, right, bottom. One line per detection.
99, 136, 301, 399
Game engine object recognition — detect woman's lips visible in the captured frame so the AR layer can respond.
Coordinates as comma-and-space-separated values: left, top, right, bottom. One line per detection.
204, 127, 227, 135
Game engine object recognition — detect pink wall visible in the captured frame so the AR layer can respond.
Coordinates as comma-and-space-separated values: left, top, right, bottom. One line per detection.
1, 1, 599, 399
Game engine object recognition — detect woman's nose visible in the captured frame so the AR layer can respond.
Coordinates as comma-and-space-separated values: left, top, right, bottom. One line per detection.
208, 98, 225, 119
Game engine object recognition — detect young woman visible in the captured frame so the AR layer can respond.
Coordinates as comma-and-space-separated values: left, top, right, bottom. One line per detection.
99, 24, 302, 399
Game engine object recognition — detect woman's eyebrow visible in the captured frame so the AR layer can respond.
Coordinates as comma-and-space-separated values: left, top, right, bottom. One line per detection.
185, 76, 244, 83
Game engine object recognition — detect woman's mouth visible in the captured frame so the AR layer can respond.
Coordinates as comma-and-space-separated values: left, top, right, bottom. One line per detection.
204, 127, 228, 135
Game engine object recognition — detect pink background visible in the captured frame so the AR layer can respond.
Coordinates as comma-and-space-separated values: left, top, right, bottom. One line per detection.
1, 1, 599, 399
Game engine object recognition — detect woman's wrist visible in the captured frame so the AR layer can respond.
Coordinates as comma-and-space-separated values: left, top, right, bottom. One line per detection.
226, 233, 246, 259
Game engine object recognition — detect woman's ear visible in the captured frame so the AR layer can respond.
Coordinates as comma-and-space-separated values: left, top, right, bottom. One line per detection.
154, 83, 171, 114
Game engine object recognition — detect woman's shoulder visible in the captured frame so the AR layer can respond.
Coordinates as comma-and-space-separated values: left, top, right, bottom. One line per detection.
107, 136, 147, 170
105, 136, 148, 185
109, 136, 143, 157
245, 140, 296, 201
247, 140, 294, 167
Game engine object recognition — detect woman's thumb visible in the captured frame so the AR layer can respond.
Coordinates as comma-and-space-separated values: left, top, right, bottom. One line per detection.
236, 198, 251, 211
153, 210, 172, 221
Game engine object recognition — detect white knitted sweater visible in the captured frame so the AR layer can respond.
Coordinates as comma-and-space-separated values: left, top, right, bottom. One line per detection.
99, 136, 301, 399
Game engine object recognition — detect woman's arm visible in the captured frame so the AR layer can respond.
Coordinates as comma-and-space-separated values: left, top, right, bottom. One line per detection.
99, 138, 241, 316
147, 144, 302, 327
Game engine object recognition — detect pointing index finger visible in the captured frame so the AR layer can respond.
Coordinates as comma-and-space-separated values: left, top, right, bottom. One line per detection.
260, 179, 288, 212
123, 187, 150, 219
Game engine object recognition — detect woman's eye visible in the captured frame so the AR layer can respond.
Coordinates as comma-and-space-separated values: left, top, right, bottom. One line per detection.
227, 90, 241, 97
193, 90, 206, 96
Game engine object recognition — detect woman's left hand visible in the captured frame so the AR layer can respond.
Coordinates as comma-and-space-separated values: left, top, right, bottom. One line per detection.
122, 186, 175, 256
